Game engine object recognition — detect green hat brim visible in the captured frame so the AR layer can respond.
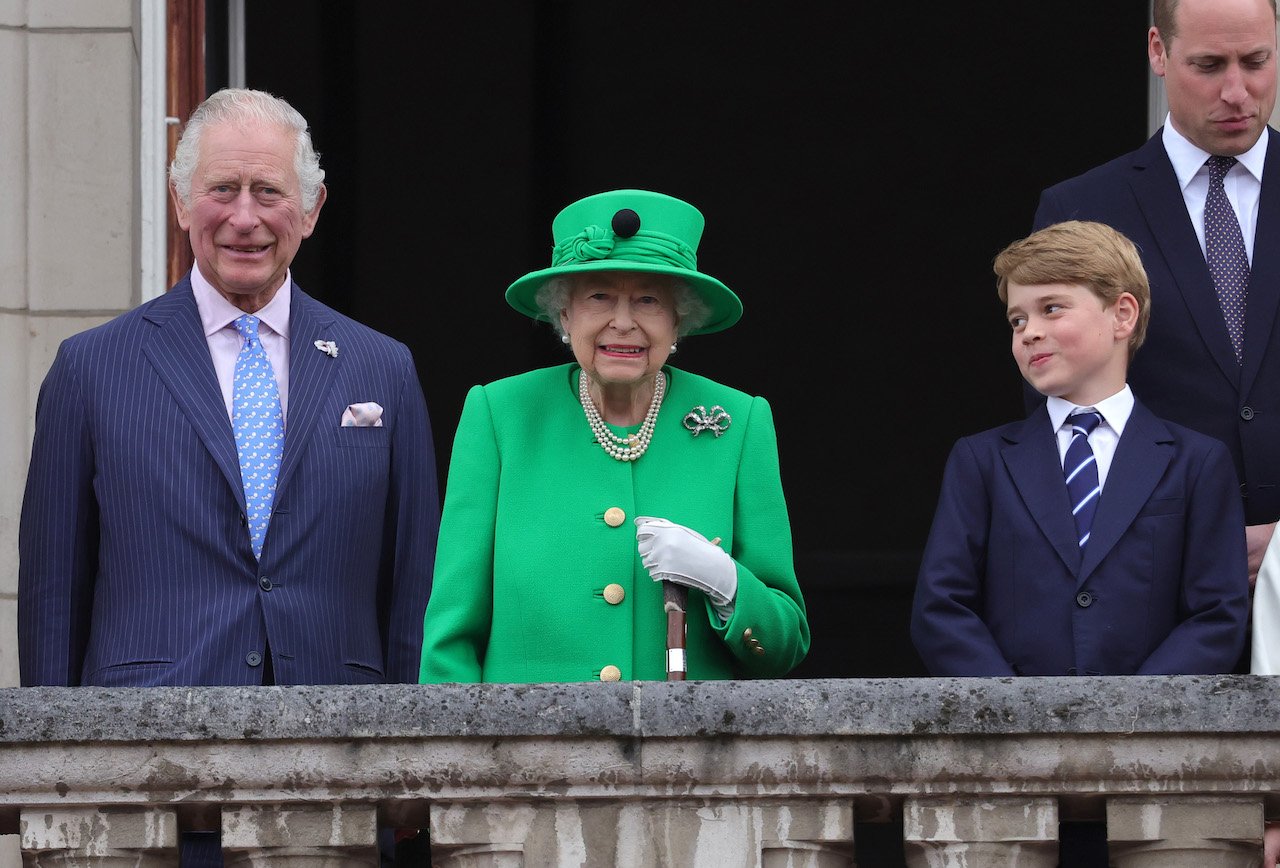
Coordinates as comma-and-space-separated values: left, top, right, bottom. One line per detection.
505, 261, 743, 336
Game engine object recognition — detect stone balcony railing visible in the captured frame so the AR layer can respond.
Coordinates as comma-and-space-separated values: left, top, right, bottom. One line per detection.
2, 675, 1278, 867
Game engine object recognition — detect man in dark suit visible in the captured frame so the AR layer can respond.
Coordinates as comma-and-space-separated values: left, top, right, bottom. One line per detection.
1033, 0, 1279, 589
17, 88, 439, 864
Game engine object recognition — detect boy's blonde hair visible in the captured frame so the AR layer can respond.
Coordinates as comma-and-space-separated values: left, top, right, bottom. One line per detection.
994, 220, 1151, 354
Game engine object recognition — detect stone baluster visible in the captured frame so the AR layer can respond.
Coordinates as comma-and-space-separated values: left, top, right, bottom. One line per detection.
220, 803, 379, 867
1107, 795, 1263, 867
903, 795, 1059, 868
20, 806, 179, 867
429, 798, 854, 867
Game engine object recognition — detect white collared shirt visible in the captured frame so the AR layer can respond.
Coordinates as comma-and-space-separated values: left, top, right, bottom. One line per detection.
1162, 115, 1267, 264
191, 266, 292, 423
1046, 385, 1135, 490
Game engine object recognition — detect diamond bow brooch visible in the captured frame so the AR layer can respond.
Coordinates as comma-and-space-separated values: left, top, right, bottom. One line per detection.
683, 405, 731, 437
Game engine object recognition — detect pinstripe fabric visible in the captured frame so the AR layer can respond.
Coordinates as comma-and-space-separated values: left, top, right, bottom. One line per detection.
18, 276, 440, 688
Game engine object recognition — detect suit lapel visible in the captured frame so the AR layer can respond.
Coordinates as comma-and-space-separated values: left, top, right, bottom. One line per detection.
275, 285, 340, 499
1131, 135, 1242, 387
1077, 402, 1174, 584
1001, 406, 1082, 574
140, 280, 245, 505
1240, 130, 1280, 396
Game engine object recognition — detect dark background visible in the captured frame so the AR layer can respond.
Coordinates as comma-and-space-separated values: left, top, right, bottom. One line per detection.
217, 2, 1151, 681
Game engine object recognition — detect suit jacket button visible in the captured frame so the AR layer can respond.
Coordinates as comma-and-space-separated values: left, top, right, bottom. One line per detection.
259, 576, 273, 591
246, 651, 263, 667
600, 664, 621, 681
1075, 591, 1094, 608
1241, 406, 1255, 421
239, 512, 247, 527
603, 583, 625, 604
603, 507, 626, 527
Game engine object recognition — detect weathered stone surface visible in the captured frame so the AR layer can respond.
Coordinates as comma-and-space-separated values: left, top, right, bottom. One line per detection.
1, 676, 1277, 744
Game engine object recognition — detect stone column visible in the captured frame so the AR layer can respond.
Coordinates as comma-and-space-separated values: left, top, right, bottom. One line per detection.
1107, 795, 1263, 868
429, 798, 854, 868
220, 804, 379, 867
20, 807, 178, 867
903, 796, 1059, 868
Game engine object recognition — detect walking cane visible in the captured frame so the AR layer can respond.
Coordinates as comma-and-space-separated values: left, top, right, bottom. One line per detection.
664, 581, 688, 681
664, 536, 720, 681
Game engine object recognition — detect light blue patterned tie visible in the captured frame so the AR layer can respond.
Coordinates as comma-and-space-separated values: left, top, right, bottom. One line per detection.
232, 315, 284, 560
1064, 411, 1103, 549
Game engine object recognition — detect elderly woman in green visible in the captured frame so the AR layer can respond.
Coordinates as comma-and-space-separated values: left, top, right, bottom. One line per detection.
419, 189, 808, 683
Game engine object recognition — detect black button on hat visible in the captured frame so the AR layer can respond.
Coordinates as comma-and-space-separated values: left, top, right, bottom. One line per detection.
611, 208, 641, 238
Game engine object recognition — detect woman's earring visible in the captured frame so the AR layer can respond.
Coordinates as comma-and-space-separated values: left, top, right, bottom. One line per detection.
562, 334, 571, 344
669, 342, 678, 354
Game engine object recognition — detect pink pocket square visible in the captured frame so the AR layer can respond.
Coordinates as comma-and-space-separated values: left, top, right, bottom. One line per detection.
341, 402, 384, 427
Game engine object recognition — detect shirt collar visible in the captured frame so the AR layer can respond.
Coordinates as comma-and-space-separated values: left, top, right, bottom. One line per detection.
1046, 384, 1134, 437
191, 266, 292, 340
1162, 113, 1268, 191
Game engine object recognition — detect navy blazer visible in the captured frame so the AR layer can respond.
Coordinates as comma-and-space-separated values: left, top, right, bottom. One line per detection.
910, 400, 1249, 676
18, 277, 440, 687
1034, 129, 1280, 525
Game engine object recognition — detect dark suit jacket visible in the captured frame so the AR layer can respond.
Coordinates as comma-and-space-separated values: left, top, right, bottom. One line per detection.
18, 276, 439, 687
910, 400, 1249, 676
1033, 128, 1280, 525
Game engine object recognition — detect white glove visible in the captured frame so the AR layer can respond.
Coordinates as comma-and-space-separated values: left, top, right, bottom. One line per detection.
635, 516, 737, 607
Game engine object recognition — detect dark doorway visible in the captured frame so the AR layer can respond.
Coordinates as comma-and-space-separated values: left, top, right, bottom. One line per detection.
232, 2, 1151, 681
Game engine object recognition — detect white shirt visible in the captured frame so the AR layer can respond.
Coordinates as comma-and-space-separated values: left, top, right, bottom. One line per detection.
191, 266, 292, 423
1162, 114, 1267, 264
1046, 386, 1134, 490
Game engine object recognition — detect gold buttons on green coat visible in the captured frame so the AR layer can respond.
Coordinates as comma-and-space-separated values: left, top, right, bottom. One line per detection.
743, 628, 764, 656
603, 507, 626, 527
600, 665, 621, 681
603, 583, 625, 604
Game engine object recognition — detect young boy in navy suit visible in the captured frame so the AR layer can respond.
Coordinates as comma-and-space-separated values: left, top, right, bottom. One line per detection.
911, 220, 1249, 678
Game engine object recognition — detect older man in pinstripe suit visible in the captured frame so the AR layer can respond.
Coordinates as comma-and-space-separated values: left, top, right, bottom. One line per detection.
17, 88, 439, 865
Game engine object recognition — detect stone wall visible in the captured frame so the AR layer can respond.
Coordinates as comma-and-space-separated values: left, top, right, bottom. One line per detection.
2, 676, 1276, 866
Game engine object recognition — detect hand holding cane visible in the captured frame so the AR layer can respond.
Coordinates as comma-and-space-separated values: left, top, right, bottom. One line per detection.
636, 516, 736, 680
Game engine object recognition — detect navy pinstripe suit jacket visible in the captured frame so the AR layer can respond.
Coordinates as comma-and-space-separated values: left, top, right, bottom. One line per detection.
18, 276, 439, 687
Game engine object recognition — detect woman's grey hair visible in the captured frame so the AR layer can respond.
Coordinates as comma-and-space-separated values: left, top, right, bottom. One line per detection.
535, 275, 711, 340
168, 88, 325, 212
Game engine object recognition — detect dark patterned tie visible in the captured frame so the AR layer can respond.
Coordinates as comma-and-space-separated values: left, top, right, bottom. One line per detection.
1064, 411, 1103, 549
1204, 155, 1249, 363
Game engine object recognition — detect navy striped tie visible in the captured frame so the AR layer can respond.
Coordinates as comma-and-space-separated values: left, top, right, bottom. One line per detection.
1064, 411, 1103, 548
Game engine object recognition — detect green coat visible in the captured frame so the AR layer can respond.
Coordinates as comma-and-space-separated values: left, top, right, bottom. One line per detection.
419, 363, 809, 683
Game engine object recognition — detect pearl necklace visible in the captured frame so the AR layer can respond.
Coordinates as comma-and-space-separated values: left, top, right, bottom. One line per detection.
578, 369, 666, 462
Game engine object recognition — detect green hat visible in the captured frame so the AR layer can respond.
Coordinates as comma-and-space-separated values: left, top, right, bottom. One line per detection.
505, 189, 743, 335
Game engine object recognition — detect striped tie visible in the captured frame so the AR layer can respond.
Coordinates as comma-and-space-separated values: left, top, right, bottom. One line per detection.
1063, 411, 1103, 549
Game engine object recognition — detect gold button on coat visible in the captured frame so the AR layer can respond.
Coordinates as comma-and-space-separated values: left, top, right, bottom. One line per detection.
603, 507, 626, 527
600, 665, 622, 681
603, 583, 625, 605
742, 627, 754, 641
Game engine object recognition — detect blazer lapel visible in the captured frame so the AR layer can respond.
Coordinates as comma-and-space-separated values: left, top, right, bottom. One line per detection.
275, 285, 339, 499
1131, 135, 1242, 387
1077, 402, 1174, 584
1240, 129, 1280, 397
1001, 406, 1082, 574
140, 281, 245, 504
